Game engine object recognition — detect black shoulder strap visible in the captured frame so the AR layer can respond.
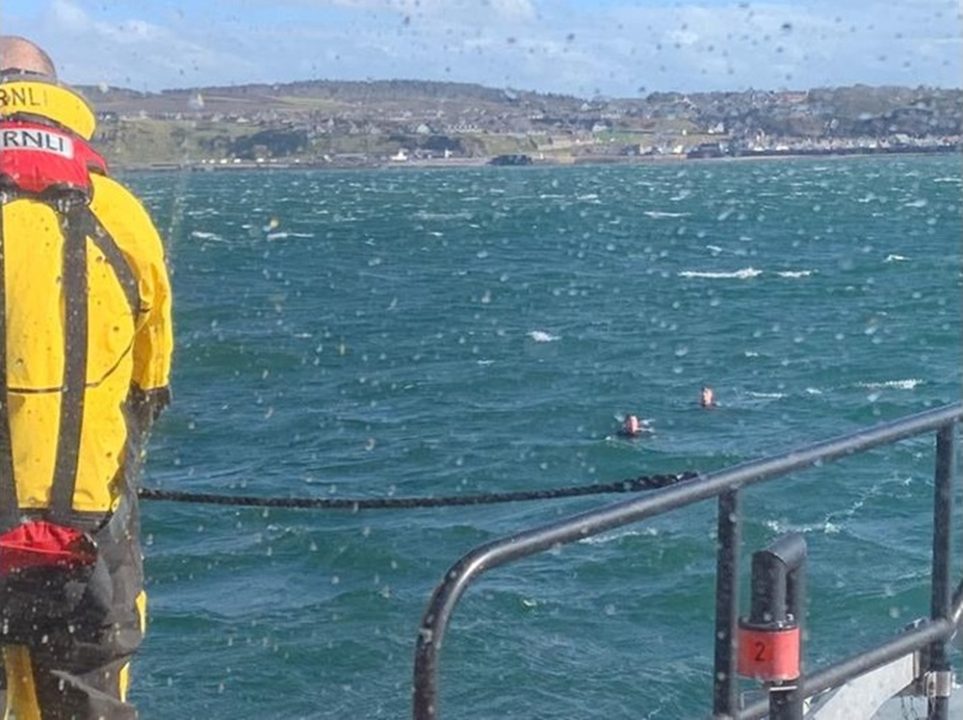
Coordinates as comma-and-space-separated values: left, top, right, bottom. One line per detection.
47, 198, 92, 523
88, 213, 140, 318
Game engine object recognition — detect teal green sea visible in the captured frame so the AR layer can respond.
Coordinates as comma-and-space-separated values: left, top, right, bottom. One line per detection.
122, 156, 961, 719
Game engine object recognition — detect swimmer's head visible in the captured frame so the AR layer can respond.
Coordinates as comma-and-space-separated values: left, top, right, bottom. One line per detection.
624, 415, 641, 435
701, 386, 715, 407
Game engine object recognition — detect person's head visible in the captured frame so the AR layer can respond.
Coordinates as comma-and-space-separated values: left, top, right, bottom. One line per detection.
701, 386, 715, 407
0, 36, 57, 79
624, 415, 640, 435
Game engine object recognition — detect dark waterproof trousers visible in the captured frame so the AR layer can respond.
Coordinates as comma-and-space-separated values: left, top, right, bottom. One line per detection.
0, 504, 146, 720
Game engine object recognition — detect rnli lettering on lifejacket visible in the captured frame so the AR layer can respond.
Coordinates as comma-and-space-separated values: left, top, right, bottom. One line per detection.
0, 84, 45, 110
0, 128, 74, 159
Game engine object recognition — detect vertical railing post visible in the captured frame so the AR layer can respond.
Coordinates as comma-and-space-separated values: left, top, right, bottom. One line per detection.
737, 533, 807, 720
927, 422, 956, 720
713, 490, 741, 718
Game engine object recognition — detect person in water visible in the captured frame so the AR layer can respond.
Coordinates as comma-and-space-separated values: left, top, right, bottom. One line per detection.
619, 414, 650, 437
700, 386, 717, 408
0, 36, 173, 719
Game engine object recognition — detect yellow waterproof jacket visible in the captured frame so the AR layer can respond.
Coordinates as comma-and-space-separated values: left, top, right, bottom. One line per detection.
0, 79, 173, 525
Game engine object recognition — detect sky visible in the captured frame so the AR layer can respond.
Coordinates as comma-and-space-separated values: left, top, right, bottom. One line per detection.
1, 0, 960, 97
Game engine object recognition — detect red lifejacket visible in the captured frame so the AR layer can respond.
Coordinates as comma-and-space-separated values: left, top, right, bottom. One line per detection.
0, 119, 107, 195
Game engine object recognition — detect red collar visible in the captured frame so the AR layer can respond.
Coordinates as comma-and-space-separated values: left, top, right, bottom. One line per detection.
1, 120, 107, 196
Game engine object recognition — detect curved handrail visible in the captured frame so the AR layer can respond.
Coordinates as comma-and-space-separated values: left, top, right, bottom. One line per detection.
412, 403, 963, 720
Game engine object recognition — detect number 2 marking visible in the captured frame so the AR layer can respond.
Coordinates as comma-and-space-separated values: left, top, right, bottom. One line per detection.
754, 641, 767, 662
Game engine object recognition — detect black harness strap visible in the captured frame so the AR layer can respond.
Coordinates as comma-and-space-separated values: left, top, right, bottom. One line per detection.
0, 203, 21, 529
88, 215, 140, 318
48, 199, 92, 523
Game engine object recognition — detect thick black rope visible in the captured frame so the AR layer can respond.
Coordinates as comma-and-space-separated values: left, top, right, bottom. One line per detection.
137, 471, 699, 510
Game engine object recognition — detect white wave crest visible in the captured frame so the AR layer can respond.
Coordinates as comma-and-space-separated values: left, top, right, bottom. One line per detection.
580, 527, 660, 545
749, 391, 786, 399
267, 230, 315, 240
765, 519, 841, 535
679, 267, 762, 279
414, 210, 474, 220
857, 379, 923, 390
644, 210, 690, 219
190, 231, 223, 241
884, 254, 909, 262
528, 330, 560, 343
776, 270, 814, 278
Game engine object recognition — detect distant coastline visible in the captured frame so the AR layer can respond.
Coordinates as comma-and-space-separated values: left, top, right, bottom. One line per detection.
113, 143, 960, 173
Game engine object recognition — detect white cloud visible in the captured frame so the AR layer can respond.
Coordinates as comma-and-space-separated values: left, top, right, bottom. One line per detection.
666, 30, 700, 48
318, 0, 536, 22
49, 0, 90, 34
38, 0, 259, 89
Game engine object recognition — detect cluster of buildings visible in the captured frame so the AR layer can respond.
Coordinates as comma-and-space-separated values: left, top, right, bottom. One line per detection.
86, 83, 963, 168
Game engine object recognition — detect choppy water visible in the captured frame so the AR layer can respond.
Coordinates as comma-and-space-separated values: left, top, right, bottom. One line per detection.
121, 156, 961, 718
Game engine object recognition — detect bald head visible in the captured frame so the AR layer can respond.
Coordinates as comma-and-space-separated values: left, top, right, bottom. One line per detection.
0, 36, 57, 79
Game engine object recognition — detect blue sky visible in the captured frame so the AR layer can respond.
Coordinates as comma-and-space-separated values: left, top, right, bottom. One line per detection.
2, 0, 960, 96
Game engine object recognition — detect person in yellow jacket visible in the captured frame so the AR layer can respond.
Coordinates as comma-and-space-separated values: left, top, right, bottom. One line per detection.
0, 36, 173, 719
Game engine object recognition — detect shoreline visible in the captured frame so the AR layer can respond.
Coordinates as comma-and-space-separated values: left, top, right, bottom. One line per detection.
112, 145, 961, 173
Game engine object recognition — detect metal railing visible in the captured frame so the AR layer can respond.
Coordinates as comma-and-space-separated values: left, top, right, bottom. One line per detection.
412, 403, 963, 720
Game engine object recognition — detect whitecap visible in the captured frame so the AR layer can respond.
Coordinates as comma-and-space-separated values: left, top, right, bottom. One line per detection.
765, 519, 841, 535
705, 244, 723, 254
528, 330, 560, 343
902, 199, 928, 208
678, 268, 762, 279
857, 379, 923, 391
580, 527, 660, 545
884, 254, 908, 262
577, 193, 599, 201
190, 231, 222, 241
932, 177, 960, 184
266, 232, 288, 240
805, 387, 823, 395
414, 210, 474, 221
748, 391, 786, 399
776, 270, 814, 278
644, 210, 690, 219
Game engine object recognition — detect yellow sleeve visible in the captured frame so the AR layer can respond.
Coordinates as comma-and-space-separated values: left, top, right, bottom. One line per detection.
89, 174, 174, 394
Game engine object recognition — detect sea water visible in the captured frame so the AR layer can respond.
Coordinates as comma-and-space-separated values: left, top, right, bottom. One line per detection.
122, 155, 961, 718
